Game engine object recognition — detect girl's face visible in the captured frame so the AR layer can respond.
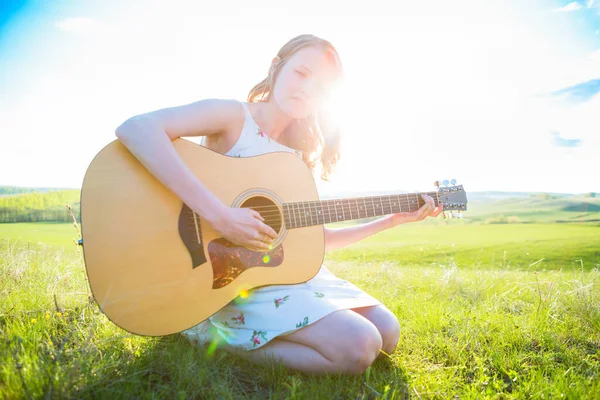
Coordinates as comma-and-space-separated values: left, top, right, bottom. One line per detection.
271, 46, 338, 119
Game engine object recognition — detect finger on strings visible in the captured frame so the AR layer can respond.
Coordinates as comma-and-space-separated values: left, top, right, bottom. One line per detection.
250, 209, 265, 221
416, 206, 427, 220
260, 223, 278, 239
248, 240, 269, 251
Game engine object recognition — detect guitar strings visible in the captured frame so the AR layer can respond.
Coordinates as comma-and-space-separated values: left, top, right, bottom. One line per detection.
237, 191, 443, 210
185, 193, 441, 216
186, 193, 453, 227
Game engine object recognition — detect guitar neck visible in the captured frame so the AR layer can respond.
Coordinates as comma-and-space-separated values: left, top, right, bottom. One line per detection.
282, 191, 439, 229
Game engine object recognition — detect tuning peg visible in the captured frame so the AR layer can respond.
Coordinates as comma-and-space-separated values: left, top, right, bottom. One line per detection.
442, 180, 449, 186
450, 179, 457, 186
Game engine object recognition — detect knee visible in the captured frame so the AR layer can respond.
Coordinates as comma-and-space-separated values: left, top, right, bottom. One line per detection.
381, 317, 401, 354
341, 328, 383, 375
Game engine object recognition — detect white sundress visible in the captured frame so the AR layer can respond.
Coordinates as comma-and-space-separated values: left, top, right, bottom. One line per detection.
181, 101, 382, 351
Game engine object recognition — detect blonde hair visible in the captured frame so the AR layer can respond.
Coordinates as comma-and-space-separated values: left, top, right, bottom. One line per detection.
247, 34, 343, 181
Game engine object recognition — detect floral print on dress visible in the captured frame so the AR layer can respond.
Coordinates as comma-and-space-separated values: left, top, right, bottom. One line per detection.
314, 292, 325, 298
231, 313, 245, 325
274, 295, 290, 308
257, 127, 271, 143
250, 330, 268, 347
296, 316, 309, 328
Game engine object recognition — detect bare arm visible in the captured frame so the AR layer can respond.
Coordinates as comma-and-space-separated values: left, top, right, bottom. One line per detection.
115, 98, 278, 250
324, 195, 443, 252
324, 216, 394, 252
115, 99, 239, 223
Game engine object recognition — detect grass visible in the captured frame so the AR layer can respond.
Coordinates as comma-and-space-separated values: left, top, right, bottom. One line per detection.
1, 222, 599, 398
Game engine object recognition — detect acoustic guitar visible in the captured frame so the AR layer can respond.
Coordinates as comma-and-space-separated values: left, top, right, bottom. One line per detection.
80, 138, 468, 336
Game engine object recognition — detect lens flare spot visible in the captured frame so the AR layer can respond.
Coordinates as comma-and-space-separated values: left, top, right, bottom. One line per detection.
240, 289, 250, 299
206, 340, 218, 356
263, 254, 271, 264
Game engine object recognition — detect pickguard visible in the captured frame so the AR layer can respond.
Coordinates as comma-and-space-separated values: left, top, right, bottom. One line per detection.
208, 238, 284, 289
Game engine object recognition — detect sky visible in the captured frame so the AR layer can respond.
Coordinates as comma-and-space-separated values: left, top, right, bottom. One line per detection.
1, 0, 599, 196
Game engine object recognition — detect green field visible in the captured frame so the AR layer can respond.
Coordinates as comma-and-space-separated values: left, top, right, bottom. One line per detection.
1, 221, 599, 398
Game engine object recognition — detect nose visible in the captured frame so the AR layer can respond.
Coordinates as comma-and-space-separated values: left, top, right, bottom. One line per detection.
300, 77, 325, 100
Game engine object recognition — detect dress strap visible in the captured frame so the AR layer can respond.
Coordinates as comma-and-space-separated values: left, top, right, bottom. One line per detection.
240, 101, 252, 120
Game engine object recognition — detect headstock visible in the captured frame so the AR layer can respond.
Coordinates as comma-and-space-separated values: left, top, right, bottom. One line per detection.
434, 179, 468, 219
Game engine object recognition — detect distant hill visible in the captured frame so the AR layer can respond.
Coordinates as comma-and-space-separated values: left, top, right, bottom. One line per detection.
462, 193, 600, 224
0, 188, 80, 223
0, 186, 78, 196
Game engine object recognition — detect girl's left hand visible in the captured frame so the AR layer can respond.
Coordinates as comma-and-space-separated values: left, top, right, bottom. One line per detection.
389, 194, 444, 228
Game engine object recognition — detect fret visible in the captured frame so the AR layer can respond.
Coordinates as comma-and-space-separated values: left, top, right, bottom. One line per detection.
370, 196, 375, 218
363, 197, 368, 218
347, 199, 353, 220
289, 202, 294, 228
302, 201, 310, 226
308, 201, 315, 226
355, 199, 361, 219
339, 200, 345, 221
302, 202, 309, 227
319, 201, 325, 225
294, 202, 301, 228
327, 200, 333, 223
297, 202, 303, 227
332, 200, 338, 222
376, 196, 383, 216
315, 202, 322, 225
413, 193, 419, 212
394, 195, 401, 213
333, 200, 338, 222
387, 195, 393, 215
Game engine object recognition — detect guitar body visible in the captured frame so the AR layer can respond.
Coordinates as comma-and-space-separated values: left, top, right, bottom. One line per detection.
81, 138, 324, 336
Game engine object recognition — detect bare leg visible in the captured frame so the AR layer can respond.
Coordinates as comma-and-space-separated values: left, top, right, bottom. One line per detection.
220, 338, 338, 375
219, 309, 382, 375
352, 305, 401, 359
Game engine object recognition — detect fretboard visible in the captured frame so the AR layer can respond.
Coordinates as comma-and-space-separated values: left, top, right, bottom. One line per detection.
282, 192, 438, 229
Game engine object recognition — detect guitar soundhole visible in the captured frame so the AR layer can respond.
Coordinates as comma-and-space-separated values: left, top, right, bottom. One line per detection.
240, 196, 283, 234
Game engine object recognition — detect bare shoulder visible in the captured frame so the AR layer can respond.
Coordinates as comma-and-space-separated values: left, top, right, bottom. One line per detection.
117, 98, 246, 141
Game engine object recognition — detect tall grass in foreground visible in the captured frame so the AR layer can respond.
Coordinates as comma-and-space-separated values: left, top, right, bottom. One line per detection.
1, 240, 599, 399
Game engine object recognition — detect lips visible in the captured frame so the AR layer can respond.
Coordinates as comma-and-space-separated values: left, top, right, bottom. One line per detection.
292, 96, 307, 106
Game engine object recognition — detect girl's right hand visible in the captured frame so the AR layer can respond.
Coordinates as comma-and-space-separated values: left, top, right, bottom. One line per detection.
208, 207, 278, 251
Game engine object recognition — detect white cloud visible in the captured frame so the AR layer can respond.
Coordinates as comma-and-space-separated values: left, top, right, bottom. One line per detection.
555, 2, 582, 11
54, 17, 98, 33
586, 0, 596, 8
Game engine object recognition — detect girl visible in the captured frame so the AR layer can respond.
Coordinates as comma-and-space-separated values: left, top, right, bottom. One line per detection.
115, 34, 443, 376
